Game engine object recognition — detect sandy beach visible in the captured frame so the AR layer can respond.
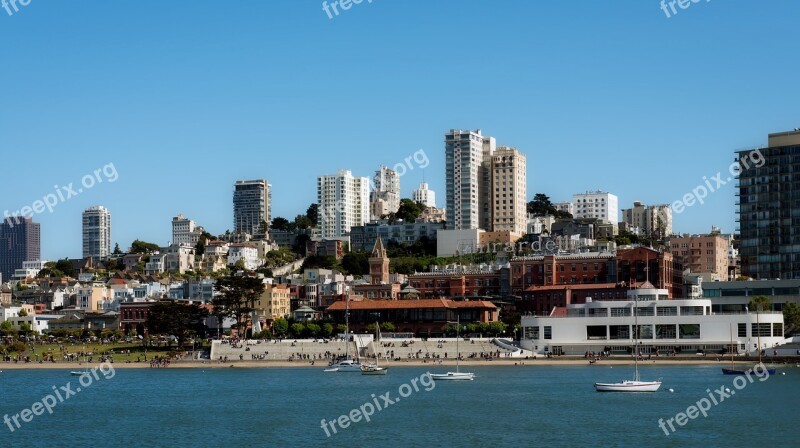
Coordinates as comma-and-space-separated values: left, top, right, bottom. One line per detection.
3, 357, 788, 370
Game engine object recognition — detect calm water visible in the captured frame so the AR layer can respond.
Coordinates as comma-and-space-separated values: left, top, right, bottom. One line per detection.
1, 364, 799, 447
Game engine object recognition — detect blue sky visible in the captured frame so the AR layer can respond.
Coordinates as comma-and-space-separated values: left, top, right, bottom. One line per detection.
2, 0, 799, 260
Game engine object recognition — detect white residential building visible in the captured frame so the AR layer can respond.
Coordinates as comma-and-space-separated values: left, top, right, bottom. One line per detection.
621, 201, 673, 238
165, 244, 195, 274
370, 166, 401, 220
317, 170, 370, 238
572, 191, 618, 223
13, 260, 47, 281
228, 243, 260, 270
553, 202, 574, 216
445, 129, 496, 230
144, 253, 167, 276
172, 214, 206, 246
82, 206, 111, 260
412, 182, 436, 208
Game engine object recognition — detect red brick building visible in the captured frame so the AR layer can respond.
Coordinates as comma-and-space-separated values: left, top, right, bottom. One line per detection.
407, 270, 503, 299
326, 298, 498, 336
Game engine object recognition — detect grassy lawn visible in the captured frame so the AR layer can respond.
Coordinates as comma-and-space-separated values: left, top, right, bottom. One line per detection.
17, 342, 207, 363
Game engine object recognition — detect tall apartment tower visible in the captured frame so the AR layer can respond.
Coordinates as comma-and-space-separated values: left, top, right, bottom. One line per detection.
445, 129, 495, 230
233, 180, 271, 237
82, 206, 111, 260
0, 217, 41, 281
490, 146, 527, 234
317, 169, 370, 238
737, 129, 800, 280
370, 166, 401, 220
572, 191, 619, 223
412, 182, 436, 208
621, 201, 673, 238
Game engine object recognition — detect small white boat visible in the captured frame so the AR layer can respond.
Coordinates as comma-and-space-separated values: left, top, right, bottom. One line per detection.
361, 363, 388, 375
594, 380, 661, 392
428, 371, 474, 381
329, 359, 362, 372
70, 371, 88, 376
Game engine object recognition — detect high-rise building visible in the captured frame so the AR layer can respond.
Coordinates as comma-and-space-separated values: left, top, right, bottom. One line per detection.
233, 180, 271, 237
621, 201, 673, 238
445, 129, 495, 230
82, 206, 111, 260
0, 216, 41, 281
317, 170, 370, 238
412, 182, 436, 208
572, 191, 618, 223
369, 166, 400, 220
490, 146, 527, 234
737, 129, 800, 280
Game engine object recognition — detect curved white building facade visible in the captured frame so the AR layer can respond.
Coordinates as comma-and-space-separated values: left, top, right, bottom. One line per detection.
520, 286, 785, 356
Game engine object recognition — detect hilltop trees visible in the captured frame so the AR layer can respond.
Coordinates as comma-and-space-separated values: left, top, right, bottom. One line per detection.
146, 301, 209, 348
213, 272, 266, 339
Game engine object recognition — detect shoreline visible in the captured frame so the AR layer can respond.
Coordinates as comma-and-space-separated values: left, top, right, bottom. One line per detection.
2, 358, 796, 370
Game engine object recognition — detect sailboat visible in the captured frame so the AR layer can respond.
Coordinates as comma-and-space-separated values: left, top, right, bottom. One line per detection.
70, 347, 89, 376
361, 322, 388, 375
594, 286, 661, 392
722, 311, 777, 375
428, 316, 474, 381
326, 291, 361, 373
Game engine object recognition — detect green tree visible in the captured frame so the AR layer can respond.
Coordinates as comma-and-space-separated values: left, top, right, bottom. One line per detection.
392, 199, 425, 223
213, 273, 266, 339
306, 323, 321, 337
341, 251, 369, 276
290, 323, 306, 337
527, 193, 572, 219
301, 255, 337, 271
146, 301, 209, 348
271, 217, 291, 231
113, 243, 123, 255
273, 318, 289, 337
294, 214, 313, 230
19, 322, 32, 336
0, 320, 14, 336
306, 203, 319, 227
748, 295, 772, 313
130, 240, 160, 254
321, 323, 334, 337
783, 302, 800, 336
18, 309, 28, 317
380, 322, 396, 332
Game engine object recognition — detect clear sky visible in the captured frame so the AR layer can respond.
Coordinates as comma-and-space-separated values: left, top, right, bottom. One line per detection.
2, 0, 799, 260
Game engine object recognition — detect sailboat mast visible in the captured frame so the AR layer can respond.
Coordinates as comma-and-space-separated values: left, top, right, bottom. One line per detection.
634, 290, 639, 382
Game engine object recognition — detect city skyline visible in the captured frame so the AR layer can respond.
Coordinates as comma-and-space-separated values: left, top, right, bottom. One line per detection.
2, 1, 800, 259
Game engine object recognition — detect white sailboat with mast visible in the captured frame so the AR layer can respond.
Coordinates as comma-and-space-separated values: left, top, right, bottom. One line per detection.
428, 316, 474, 381
594, 264, 661, 392
325, 290, 361, 372
361, 322, 388, 375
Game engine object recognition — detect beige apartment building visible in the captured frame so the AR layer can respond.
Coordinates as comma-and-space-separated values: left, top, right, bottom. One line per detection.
669, 233, 729, 280
490, 146, 527, 235
255, 284, 291, 323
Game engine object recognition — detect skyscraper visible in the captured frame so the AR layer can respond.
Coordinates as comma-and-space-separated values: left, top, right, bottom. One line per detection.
370, 166, 400, 220
82, 206, 111, 260
737, 129, 800, 280
317, 170, 370, 238
412, 182, 436, 208
445, 129, 495, 230
490, 146, 527, 234
0, 216, 41, 281
233, 180, 271, 237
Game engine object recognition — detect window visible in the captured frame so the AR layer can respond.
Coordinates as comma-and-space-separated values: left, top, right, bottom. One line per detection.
656, 324, 676, 339
657, 306, 677, 316
773, 323, 783, 337
751, 323, 770, 337
544, 326, 552, 340
587, 325, 606, 340
524, 326, 540, 340
679, 324, 700, 339
610, 307, 631, 317
680, 306, 704, 316
635, 306, 654, 316
738, 323, 747, 337
635, 325, 653, 339
610, 325, 630, 339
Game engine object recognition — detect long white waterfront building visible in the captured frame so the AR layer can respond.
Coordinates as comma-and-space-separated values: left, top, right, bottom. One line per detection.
520, 284, 785, 356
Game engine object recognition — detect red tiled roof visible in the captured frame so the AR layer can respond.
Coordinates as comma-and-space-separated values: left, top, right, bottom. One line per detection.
326, 299, 496, 311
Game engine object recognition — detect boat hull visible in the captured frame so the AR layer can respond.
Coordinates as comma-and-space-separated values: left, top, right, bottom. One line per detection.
594, 381, 662, 392
722, 367, 777, 375
428, 372, 474, 381
361, 367, 388, 375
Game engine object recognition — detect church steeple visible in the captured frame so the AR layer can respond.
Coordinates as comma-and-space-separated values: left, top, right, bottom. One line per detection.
369, 236, 390, 285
